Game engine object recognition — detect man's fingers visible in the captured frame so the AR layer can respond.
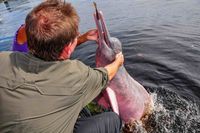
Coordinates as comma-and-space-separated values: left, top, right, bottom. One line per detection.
116, 52, 122, 58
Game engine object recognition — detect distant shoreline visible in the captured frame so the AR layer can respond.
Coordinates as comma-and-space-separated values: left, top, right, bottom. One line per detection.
0, 0, 10, 2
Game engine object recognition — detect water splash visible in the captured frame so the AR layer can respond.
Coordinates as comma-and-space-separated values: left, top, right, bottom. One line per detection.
127, 87, 200, 133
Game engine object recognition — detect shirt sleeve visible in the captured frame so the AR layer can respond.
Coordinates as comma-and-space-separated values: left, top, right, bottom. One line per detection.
82, 67, 109, 106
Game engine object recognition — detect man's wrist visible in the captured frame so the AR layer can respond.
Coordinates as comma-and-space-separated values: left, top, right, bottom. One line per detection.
77, 34, 87, 46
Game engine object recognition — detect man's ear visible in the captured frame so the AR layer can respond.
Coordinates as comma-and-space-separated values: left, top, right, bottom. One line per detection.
59, 37, 78, 60
68, 37, 78, 53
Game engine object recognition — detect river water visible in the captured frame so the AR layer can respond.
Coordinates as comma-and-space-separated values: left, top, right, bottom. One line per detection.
0, 0, 199, 132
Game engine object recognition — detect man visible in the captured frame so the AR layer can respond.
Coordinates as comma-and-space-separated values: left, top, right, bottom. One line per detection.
0, 1, 124, 133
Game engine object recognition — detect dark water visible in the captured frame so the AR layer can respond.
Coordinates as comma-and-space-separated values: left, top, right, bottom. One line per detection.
0, 0, 200, 132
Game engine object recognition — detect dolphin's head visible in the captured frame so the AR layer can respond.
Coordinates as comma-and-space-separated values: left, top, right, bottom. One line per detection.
109, 37, 122, 54
95, 37, 122, 67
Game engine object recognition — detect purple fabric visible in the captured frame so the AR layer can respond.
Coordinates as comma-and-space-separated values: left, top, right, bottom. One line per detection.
12, 24, 28, 52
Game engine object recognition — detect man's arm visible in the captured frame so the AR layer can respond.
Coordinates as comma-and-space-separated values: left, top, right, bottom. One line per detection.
104, 52, 124, 80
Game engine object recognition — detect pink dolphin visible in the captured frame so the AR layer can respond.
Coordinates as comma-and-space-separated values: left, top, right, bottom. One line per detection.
93, 2, 152, 123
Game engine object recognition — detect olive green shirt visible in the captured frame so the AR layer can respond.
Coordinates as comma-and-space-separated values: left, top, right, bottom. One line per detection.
0, 52, 108, 133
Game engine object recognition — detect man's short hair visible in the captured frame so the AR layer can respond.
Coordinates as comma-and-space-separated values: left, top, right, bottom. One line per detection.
25, 0, 79, 61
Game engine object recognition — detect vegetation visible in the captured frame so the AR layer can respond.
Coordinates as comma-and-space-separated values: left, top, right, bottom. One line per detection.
86, 102, 104, 115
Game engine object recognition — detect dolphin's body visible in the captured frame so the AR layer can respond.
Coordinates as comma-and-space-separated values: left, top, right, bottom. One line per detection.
94, 3, 152, 123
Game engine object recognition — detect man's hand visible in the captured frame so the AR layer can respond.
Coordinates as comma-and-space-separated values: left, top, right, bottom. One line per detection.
115, 52, 124, 67
77, 29, 98, 46
104, 52, 124, 80
85, 29, 98, 42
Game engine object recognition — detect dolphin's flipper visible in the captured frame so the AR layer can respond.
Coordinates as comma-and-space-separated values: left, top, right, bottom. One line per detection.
106, 87, 119, 115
